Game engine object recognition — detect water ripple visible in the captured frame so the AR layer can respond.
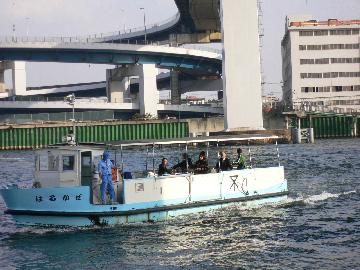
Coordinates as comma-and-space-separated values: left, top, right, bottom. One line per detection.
0, 139, 359, 269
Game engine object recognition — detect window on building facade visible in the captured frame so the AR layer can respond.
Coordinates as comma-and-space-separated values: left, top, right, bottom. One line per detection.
331, 72, 339, 78
301, 73, 322, 79
334, 86, 343, 92
338, 72, 360, 77
314, 30, 328, 36
300, 31, 313, 36
300, 59, 315, 65
307, 45, 322, 50
331, 99, 360, 106
301, 86, 331, 93
330, 29, 352, 35
330, 58, 360, 64
304, 43, 359, 51
315, 58, 330, 64
351, 29, 359, 35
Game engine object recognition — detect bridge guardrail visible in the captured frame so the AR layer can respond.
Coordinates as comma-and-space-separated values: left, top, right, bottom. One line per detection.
0, 13, 180, 45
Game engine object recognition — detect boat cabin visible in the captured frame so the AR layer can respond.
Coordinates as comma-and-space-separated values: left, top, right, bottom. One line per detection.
34, 145, 106, 188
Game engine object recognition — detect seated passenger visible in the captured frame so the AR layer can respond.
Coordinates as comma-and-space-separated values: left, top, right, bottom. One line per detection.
215, 151, 232, 172
193, 151, 209, 174
158, 158, 172, 176
234, 148, 247, 170
172, 153, 192, 174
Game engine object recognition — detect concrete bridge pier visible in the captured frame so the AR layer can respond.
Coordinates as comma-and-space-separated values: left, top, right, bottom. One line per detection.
106, 68, 131, 103
0, 61, 26, 95
106, 64, 158, 117
170, 69, 181, 105
220, 0, 263, 131
139, 64, 158, 117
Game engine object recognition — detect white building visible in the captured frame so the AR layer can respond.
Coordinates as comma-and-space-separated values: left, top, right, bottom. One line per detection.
281, 16, 360, 113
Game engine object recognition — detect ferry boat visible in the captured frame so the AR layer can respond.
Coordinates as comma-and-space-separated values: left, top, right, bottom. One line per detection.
0, 135, 288, 227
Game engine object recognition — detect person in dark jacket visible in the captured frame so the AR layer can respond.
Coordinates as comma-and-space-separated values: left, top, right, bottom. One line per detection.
193, 151, 209, 174
215, 151, 232, 172
158, 158, 172, 176
172, 153, 192, 174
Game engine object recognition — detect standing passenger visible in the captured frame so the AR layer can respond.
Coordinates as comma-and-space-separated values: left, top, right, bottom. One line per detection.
98, 151, 116, 204
215, 151, 232, 172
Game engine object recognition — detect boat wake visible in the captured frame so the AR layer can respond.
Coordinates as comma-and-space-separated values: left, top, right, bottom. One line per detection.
278, 190, 357, 208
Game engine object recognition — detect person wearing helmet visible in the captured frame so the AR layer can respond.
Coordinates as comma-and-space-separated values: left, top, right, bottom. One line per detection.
98, 151, 115, 204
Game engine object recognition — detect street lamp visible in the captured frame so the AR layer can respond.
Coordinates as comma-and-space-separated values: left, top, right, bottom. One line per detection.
64, 93, 76, 145
120, 9, 126, 33
140, 7, 147, 43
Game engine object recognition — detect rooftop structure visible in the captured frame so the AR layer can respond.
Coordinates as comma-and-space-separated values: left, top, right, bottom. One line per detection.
281, 16, 360, 113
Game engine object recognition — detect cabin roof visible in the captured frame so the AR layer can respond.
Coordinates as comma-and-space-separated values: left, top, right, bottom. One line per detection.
105, 134, 279, 147
46, 134, 279, 150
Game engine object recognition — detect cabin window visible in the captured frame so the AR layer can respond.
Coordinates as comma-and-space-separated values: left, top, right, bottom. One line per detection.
38, 153, 59, 171
63, 155, 75, 171
48, 155, 59, 171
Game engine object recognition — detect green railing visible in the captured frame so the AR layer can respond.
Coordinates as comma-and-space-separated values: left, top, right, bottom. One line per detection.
0, 122, 189, 150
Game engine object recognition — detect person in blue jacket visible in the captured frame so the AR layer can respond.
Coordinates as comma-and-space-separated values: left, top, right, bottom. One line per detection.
98, 151, 115, 204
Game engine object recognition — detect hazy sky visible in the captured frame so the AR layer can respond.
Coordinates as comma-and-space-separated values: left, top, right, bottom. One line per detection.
0, 0, 359, 97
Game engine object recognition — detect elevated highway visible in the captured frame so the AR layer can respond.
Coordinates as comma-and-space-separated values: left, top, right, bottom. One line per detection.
0, 42, 221, 75
0, 0, 263, 130
81, 0, 220, 43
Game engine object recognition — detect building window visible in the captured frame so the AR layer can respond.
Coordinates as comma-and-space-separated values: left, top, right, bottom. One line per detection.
330, 29, 352, 35
352, 29, 360, 35
301, 73, 322, 79
333, 86, 343, 92
307, 45, 321, 50
332, 57, 360, 64
305, 43, 358, 50
301, 86, 331, 93
331, 72, 339, 78
300, 59, 315, 65
314, 30, 328, 36
315, 58, 329, 64
300, 31, 313, 36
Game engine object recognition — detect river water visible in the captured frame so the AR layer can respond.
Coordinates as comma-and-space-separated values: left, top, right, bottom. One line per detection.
0, 139, 359, 269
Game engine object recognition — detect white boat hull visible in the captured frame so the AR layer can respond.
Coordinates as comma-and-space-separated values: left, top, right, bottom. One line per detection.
1, 167, 287, 227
